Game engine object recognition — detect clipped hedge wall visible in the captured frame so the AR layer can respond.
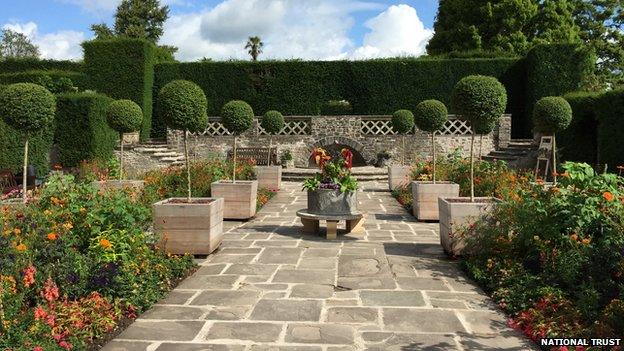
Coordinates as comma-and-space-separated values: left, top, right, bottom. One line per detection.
0, 121, 53, 177
0, 58, 82, 73
55, 93, 117, 167
153, 58, 527, 138
83, 38, 155, 140
595, 89, 624, 169
0, 70, 87, 90
560, 92, 601, 164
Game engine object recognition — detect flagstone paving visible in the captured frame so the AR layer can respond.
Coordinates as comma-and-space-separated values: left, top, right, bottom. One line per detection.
103, 181, 535, 351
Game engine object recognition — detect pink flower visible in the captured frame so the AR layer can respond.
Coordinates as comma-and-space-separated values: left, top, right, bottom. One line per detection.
58, 341, 73, 350
22, 265, 36, 287
42, 278, 59, 302
33, 347, 43, 351
33, 306, 47, 320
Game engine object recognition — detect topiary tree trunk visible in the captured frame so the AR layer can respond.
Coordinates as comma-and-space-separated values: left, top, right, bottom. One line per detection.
22, 138, 29, 203
552, 133, 557, 185
267, 136, 272, 166
431, 133, 436, 184
232, 135, 237, 183
184, 131, 191, 202
470, 132, 475, 202
119, 133, 124, 180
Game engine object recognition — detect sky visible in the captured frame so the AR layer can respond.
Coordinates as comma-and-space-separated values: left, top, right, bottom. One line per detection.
0, 0, 439, 61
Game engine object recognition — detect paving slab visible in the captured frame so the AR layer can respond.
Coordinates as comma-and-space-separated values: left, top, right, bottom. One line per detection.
249, 299, 323, 321
290, 284, 334, 299
285, 323, 355, 344
190, 290, 260, 306
205, 322, 283, 342
115, 320, 205, 341
360, 290, 425, 307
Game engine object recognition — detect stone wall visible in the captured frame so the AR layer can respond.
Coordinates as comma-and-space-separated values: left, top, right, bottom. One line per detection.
168, 115, 512, 168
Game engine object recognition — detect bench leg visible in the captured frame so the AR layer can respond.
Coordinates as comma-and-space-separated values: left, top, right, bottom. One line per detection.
326, 220, 338, 240
346, 217, 365, 233
301, 218, 319, 235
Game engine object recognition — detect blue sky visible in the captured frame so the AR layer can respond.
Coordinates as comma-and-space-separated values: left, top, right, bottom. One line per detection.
1, 0, 439, 61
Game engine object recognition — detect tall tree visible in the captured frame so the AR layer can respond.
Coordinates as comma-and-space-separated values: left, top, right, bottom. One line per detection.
0, 29, 39, 59
245, 36, 264, 61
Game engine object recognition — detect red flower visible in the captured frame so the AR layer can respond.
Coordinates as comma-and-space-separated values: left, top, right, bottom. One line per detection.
34, 306, 47, 320
58, 341, 73, 350
603, 191, 614, 202
42, 278, 59, 302
22, 265, 36, 287
341, 148, 353, 170
33, 347, 43, 351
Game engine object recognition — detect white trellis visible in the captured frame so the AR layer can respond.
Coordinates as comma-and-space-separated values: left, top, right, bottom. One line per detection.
258, 120, 311, 135
438, 119, 472, 135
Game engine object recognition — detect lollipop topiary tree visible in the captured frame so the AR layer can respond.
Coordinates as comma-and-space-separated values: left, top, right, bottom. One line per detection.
106, 99, 143, 180
391, 109, 415, 165
451, 75, 507, 201
414, 100, 448, 183
158, 80, 208, 202
532, 96, 572, 184
221, 100, 254, 182
0, 83, 55, 203
260, 110, 284, 165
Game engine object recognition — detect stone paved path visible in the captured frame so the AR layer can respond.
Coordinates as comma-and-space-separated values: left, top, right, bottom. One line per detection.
104, 181, 535, 351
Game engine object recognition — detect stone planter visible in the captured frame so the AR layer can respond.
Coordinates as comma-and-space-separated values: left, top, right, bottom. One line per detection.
411, 181, 460, 221
92, 180, 145, 192
438, 197, 500, 256
282, 159, 294, 169
255, 166, 281, 190
307, 189, 358, 215
122, 132, 140, 145
153, 197, 224, 255
211, 180, 258, 219
388, 165, 411, 190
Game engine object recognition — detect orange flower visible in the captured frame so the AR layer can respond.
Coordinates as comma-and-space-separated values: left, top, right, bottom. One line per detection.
47, 232, 58, 241
15, 243, 27, 252
582, 238, 591, 245
603, 191, 614, 202
99, 239, 112, 249
570, 233, 579, 242
13, 228, 21, 235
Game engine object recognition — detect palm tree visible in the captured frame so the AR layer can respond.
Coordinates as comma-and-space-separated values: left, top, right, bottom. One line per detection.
245, 36, 263, 61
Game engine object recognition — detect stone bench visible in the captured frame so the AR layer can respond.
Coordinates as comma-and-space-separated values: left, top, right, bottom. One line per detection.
296, 210, 365, 239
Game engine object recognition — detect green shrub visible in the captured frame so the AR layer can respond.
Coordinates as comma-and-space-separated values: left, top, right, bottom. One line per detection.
0, 120, 53, 177
452, 75, 508, 134
391, 109, 414, 134
221, 100, 254, 135
106, 99, 143, 134
414, 99, 448, 133
83, 38, 155, 140
260, 110, 284, 135
0, 83, 56, 134
560, 92, 600, 164
157, 80, 208, 133
55, 93, 117, 167
595, 89, 624, 168
532, 96, 572, 134
321, 100, 353, 115
0, 70, 86, 91
0, 58, 82, 73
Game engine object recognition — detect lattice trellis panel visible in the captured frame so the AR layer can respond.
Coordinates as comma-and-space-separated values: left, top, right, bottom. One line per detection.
438, 119, 472, 135
361, 119, 398, 135
259, 120, 311, 135
196, 121, 232, 136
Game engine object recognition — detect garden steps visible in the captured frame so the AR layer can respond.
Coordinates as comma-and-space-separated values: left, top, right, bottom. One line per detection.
128, 140, 187, 167
283, 166, 388, 182
482, 139, 538, 168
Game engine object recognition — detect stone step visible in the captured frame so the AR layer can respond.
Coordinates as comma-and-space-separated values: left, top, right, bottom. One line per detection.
489, 149, 529, 157
482, 154, 519, 162
135, 147, 172, 154
152, 152, 182, 157
507, 141, 535, 149
161, 156, 186, 162
283, 174, 388, 182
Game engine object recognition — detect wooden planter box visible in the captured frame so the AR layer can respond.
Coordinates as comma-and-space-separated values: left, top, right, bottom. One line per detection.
411, 181, 459, 221
388, 165, 411, 190
438, 197, 499, 256
92, 180, 145, 192
153, 197, 224, 255
211, 180, 258, 219
255, 166, 281, 190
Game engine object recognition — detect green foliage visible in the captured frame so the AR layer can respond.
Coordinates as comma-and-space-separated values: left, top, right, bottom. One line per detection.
221, 100, 254, 135
245, 36, 264, 61
157, 80, 208, 132
0, 83, 55, 135
106, 99, 143, 134
0, 70, 85, 91
0, 58, 82, 73
414, 99, 448, 133
83, 38, 155, 140
0, 28, 39, 59
321, 100, 353, 115
151, 57, 528, 138
451, 75, 507, 134
560, 91, 601, 163
391, 109, 415, 134
260, 110, 284, 135
532, 96, 572, 134
0, 120, 53, 177
55, 92, 117, 167
595, 89, 624, 169
303, 148, 358, 193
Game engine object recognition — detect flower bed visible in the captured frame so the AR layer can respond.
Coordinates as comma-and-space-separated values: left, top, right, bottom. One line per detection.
460, 163, 624, 346
0, 173, 194, 350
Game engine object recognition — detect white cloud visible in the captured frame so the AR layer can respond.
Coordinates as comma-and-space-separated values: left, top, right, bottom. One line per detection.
3, 22, 86, 60
162, 0, 434, 61
352, 4, 433, 59
57, 0, 187, 14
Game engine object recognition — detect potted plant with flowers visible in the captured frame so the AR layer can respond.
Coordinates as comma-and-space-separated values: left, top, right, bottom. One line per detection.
388, 109, 415, 190
152, 80, 224, 255
256, 110, 284, 189
411, 99, 459, 220
303, 148, 359, 215
438, 75, 507, 256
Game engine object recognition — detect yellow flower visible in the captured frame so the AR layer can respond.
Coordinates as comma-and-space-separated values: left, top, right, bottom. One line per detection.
15, 243, 27, 252
43, 210, 52, 216
62, 222, 73, 230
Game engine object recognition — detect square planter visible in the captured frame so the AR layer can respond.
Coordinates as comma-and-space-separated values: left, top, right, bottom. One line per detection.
438, 197, 500, 256
92, 180, 145, 192
388, 165, 411, 190
153, 197, 224, 255
211, 180, 258, 219
307, 189, 358, 215
1, 198, 24, 210
411, 181, 460, 221
122, 132, 140, 145
255, 166, 281, 190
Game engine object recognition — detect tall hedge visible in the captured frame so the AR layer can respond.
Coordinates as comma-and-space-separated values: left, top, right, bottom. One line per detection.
0, 58, 82, 73
560, 92, 601, 164
0, 121, 53, 177
55, 93, 117, 167
595, 89, 624, 169
0, 70, 87, 90
83, 38, 155, 140
152, 58, 526, 138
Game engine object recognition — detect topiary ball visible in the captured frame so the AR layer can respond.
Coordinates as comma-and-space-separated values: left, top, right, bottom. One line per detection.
532, 96, 572, 134
261, 110, 285, 135
414, 100, 448, 133
106, 99, 143, 134
221, 100, 254, 135
392, 109, 415, 134
451, 75, 507, 134
158, 80, 208, 133
0, 83, 55, 135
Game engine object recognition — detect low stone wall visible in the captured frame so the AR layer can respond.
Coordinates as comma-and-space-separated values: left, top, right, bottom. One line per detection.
168, 115, 512, 168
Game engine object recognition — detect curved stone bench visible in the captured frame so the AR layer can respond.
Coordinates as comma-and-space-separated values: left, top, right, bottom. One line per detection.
296, 210, 365, 239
